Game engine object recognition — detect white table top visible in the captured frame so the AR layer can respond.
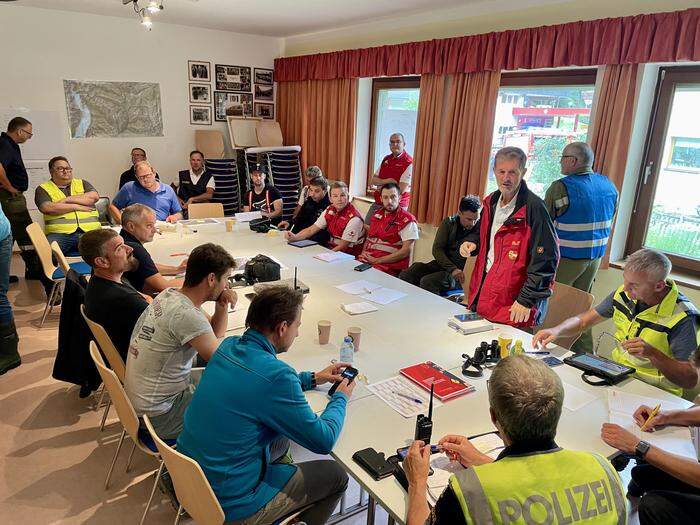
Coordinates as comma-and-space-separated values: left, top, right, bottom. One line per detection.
143, 220, 694, 524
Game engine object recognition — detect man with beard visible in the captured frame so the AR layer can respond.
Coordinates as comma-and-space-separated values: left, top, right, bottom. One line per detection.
79, 229, 149, 361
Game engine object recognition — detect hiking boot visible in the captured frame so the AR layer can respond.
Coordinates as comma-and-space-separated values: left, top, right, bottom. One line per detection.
0, 320, 21, 375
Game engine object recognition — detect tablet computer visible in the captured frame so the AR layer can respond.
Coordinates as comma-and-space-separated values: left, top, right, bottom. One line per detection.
288, 239, 318, 248
564, 353, 635, 384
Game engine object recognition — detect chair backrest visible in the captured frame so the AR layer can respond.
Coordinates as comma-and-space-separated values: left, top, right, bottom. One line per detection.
195, 130, 225, 159
537, 282, 594, 350
89, 342, 143, 447
95, 196, 113, 225
81, 304, 126, 382
50, 241, 71, 274
188, 202, 224, 219
143, 415, 225, 525
256, 121, 283, 147
26, 222, 58, 280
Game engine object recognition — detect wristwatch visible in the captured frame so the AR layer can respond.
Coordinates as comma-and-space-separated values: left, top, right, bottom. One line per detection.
635, 440, 651, 459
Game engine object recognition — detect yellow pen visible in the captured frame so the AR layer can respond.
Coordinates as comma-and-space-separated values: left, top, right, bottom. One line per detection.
640, 404, 661, 432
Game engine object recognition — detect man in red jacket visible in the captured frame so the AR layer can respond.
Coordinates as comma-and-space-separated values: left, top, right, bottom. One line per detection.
466, 147, 559, 327
365, 133, 413, 222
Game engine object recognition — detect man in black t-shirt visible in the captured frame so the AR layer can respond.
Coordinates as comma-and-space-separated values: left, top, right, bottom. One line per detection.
278, 175, 330, 244
119, 147, 159, 189
243, 167, 283, 225
120, 204, 184, 294
78, 229, 148, 361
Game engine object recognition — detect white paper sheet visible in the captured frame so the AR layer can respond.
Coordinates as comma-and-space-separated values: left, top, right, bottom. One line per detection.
360, 287, 407, 305
562, 381, 598, 411
336, 280, 383, 295
366, 375, 442, 418
314, 251, 355, 263
234, 211, 263, 223
340, 302, 378, 315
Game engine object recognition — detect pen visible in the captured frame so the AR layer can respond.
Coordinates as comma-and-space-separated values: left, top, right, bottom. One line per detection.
170, 252, 188, 257
640, 403, 661, 431
525, 351, 550, 355
393, 391, 423, 404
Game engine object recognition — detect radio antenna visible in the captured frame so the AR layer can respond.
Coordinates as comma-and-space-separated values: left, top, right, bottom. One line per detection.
294, 266, 298, 290
428, 382, 434, 420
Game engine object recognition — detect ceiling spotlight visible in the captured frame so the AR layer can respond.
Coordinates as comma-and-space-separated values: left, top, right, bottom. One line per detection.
141, 13, 153, 29
146, 1, 163, 14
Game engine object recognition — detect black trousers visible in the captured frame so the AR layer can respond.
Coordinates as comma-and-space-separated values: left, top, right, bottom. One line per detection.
630, 463, 700, 525
399, 260, 456, 295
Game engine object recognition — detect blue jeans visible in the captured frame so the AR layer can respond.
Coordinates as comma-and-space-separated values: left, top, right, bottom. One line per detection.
0, 234, 13, 323
46, 232, 82, 257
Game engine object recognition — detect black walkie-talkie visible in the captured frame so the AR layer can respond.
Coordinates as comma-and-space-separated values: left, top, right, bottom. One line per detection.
414, 383, 434, 443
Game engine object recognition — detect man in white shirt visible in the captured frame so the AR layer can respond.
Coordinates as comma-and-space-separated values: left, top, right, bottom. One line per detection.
171, 150, 215, 217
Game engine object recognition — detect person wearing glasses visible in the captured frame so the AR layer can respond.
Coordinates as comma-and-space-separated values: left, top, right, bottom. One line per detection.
400, 195, 481, 295
119, 147, 159, 189
534, 248, 699, 396
109, 161, 182, 224
0, 117, 55, 293
34, 156, 100, 257
544, 142, 619, 352
365, 132, 413, 222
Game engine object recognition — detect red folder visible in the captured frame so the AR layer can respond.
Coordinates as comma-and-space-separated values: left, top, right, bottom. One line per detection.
400, 361, 475, 401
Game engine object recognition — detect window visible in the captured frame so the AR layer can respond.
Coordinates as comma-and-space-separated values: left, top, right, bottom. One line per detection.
486, 70, 598, 199
627, 67, 700, 273
367, 77, 420, 194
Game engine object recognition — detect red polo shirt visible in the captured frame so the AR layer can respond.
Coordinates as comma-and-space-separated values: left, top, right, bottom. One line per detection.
373, 150, 413, 208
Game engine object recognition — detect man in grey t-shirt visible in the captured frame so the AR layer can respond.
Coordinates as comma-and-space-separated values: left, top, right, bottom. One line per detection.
125, 243, 237, 439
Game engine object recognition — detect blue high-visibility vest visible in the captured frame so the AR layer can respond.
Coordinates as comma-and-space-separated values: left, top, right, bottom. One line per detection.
555, 172, 618, 259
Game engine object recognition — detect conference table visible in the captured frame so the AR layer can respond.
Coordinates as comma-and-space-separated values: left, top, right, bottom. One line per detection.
143, 218, 694, 525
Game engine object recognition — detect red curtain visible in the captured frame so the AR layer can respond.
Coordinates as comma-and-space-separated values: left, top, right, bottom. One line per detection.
276, 9, 700, 81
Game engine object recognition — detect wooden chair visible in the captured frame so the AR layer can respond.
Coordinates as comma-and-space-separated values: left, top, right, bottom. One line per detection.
188, 202, 224, 219
89, 342, 164, 525
255, 120, 283, 147
535, 282, 594, 350
25, 223, 66, 327
195, 130, 225, 159
50, 241, 91, 275
81, 304, 126, 431
143, 414, 224, 525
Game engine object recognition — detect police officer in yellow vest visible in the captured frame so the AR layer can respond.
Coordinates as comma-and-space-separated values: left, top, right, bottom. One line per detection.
34, 156, 100, 256
534, 249, 700, 397
403, 355, 627, 524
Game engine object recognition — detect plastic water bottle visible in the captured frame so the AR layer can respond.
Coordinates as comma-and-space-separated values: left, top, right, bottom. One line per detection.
339, 336, 354, 363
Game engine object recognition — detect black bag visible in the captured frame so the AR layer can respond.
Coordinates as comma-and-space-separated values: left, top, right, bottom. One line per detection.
243, 254, 281, 284
249, 217, 271, 233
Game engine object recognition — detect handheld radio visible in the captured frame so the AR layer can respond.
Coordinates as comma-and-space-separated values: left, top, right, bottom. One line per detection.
414, 383, 434, 443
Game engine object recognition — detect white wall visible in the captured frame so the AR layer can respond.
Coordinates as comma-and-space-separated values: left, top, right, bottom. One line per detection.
0, 5, 282, 208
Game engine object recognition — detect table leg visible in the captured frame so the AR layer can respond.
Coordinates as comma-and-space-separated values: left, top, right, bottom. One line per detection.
387, 517, 396, 525
366, 495, 376, 525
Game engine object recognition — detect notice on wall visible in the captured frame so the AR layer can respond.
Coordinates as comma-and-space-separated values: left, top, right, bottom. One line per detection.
0, 109, 66, 160
24, 161, 51, 211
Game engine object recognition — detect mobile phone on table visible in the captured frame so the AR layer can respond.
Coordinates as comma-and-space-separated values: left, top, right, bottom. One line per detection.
454, 312, 481, 322
354, 263, 372, 272
328, 366, 359, 396
396, 444, 441, 459
542, 356, 564, 367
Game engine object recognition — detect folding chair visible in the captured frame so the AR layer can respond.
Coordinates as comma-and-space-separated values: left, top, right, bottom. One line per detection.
187, 202, 224, 219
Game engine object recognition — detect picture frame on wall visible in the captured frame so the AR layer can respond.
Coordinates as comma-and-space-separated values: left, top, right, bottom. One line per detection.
188, 60, 211, 82
190, 105, 212, 125
254, 84, 274, 102
254, 102, 275, 120
189, 83, 211, 104
254, 68, 274, 86
214, 91, 253, 121
215, 64, 252, 92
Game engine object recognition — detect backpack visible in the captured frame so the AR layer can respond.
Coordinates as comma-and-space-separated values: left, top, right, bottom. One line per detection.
242, 254, 281, 284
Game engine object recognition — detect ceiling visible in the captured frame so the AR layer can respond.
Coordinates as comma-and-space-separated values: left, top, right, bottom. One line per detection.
6, 0, 531, 37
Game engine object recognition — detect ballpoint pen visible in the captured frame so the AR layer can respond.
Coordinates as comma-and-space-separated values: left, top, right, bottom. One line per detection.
393, 391, 423, 404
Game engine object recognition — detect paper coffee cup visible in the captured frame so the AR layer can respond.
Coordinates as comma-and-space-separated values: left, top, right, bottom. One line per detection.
318, 320, 331, 344
347, 327, 362, 352
225, 219, 235, 232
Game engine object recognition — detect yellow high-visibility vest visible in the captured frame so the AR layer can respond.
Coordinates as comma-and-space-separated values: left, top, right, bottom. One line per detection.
611, 281, 700, 396
40, 179, 100, 235
449, 448, 627, 524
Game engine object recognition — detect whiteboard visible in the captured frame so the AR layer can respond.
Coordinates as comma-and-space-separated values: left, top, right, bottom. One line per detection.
0, 109, 66, 160
24, 160, 51, 211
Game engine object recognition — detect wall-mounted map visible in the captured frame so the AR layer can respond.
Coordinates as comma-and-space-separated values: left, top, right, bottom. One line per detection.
63, 80, 163, 138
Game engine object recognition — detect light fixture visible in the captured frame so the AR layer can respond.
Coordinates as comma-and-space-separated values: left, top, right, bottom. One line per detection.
141, 14, 153, 29
146, 1, 163, 14
122, 0, 165, 29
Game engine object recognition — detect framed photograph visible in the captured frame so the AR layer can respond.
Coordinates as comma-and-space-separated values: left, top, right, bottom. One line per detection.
254, 84, 274, 102
188, 60, 211, 82
190, 105, 212, 125
215, 64, 252, 92
214, 91, 253, 121
254, 102, 275, 120
254, 68, 274, 86
189, 83, 211, 104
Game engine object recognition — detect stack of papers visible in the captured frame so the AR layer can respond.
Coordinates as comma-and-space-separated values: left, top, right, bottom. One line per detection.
336, 280, 382, 295
340, 302, 378, 315
360, 287, 407, 305
234, 211, 262, 223
314, 251, 355, 263
608, 389, 695, 459
366, 375, 442, 418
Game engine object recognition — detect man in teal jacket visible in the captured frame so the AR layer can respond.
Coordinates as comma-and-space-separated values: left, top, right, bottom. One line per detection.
177, 287, 355, 524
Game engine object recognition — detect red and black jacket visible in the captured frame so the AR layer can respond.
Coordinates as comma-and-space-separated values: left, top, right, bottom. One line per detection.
467, 181, 559, 328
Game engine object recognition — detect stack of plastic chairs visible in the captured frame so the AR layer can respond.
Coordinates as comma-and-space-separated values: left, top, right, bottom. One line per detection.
244, 146, 302, 222
205, 159, 241, 216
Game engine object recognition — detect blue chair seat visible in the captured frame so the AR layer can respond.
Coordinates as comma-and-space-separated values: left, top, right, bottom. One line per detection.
138, 427, 176, 453
441, 287, 464, 298
52, 261, 92, 279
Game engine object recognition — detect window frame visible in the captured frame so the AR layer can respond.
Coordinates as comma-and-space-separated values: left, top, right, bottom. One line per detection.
625, 66, 700, 275
366, 76, 421, 196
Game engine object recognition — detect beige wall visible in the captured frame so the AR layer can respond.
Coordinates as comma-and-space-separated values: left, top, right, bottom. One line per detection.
285, 0, 697, 56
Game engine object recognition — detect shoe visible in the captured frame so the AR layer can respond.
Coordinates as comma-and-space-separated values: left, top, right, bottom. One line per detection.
79, 384, 92, 398
9, 275, 19, 284
0, 321, 21, 375
157, 469, 182, 513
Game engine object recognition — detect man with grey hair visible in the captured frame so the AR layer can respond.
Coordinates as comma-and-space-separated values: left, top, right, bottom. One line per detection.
365, 132, 413, 222
402, 355, 626, 524
120, 203, 184, 294
535, 248, 699, 396
544, 142, 618, 352
466, 146, 559, 328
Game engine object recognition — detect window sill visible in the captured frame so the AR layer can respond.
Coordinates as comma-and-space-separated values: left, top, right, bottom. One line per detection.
354, 195, 374, 204
609, 261, 700, 291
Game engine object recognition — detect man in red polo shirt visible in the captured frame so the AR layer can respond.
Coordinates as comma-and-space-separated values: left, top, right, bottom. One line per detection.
365, 133, 413, 222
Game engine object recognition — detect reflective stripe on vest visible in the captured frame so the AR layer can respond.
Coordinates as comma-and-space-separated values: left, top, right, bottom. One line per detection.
555, 173, 617, 260
610, 280, 700, 396
449, 449, 626, 525
41, 179, 100, 235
